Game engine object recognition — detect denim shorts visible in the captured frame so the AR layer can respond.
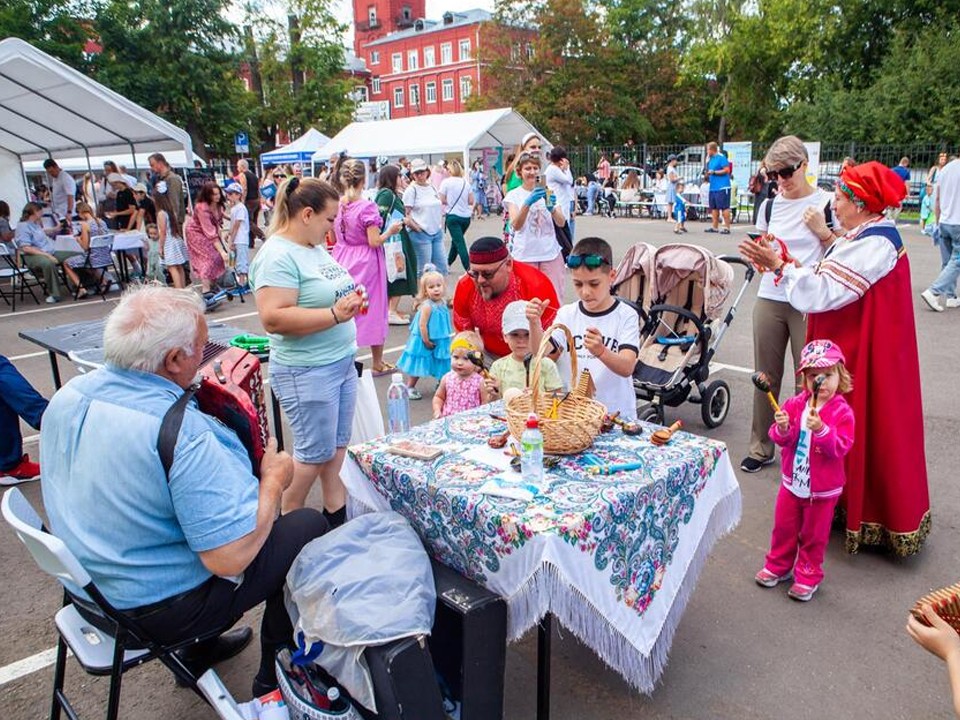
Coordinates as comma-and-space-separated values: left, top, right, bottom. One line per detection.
269, 355, 358, 464
708, 189, 731, 210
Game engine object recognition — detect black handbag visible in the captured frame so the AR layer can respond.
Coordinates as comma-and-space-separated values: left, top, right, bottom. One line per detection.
554, 219, 573, 259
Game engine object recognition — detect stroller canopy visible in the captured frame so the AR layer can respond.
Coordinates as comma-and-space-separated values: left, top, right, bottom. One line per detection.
613, 241, 658, 310
653, 243, 734, 320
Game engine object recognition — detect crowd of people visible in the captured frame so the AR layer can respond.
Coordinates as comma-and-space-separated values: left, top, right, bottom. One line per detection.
4, 134, 959, 712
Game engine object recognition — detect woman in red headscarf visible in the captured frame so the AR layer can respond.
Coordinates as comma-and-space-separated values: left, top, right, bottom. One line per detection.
739, 161, 929, 557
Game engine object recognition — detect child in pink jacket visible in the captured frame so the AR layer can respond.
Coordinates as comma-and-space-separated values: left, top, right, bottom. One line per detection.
755, 339, 855, 602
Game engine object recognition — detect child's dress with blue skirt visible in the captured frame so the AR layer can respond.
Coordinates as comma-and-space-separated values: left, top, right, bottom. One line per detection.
397, 300, 453, 380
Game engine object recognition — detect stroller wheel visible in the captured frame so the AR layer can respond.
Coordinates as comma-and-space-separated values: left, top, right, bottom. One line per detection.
638, 404, 663, 425
701, 380, 731, 428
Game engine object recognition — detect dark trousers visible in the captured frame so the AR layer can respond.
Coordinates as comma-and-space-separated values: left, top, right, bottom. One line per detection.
132, 508, 328, 683
245, 198, 264, 246
0, 354, 48, 471
446, 214, 471, 271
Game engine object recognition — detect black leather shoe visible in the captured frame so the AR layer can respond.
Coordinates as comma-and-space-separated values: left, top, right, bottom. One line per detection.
251, 675, 279, 699
174, 626, 254, 686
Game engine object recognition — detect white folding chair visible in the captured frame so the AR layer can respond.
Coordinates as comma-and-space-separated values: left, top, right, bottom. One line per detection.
1, 488, 245, 720
0, 242, 45, 311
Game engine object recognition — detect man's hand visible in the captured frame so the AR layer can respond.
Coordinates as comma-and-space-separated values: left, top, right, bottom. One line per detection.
259, 438, 293, 492
583, 327, 606, 357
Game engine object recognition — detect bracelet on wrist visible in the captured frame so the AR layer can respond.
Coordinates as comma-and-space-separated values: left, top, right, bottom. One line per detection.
331, 307, 340, 324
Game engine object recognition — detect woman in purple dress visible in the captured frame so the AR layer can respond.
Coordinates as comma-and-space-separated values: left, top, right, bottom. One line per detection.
332, 157, 404, 374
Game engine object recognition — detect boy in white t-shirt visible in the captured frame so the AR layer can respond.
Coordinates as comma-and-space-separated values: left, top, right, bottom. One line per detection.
533, 237, 640, 418
225, 183, 251, 287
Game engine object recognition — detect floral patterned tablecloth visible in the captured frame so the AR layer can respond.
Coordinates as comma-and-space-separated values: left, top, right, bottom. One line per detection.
343, 402, 741, 693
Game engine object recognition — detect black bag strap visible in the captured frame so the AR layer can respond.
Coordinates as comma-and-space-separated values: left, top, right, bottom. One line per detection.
764, 196, 834, 230
157, 385, 198, 481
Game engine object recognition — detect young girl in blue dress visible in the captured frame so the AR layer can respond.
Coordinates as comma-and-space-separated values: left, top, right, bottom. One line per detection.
397, 265, 453, 399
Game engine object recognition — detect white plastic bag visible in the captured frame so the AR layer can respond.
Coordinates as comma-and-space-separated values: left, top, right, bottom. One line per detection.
286, 512, 435, 711
384, 238, 405, 283
350, 369, 384, 445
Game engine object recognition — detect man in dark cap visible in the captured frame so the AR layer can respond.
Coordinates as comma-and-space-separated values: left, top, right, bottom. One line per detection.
452, 237, 559, 358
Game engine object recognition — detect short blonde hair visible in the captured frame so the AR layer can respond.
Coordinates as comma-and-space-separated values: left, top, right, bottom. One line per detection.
764, 135, 808, 170
449, 160, 464, 177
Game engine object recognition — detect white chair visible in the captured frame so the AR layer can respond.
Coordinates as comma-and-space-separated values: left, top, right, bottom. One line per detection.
1, 488, 245, 720
0, 242, 45, 311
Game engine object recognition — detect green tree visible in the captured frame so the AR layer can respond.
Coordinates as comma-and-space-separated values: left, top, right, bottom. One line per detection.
0, 0, 89, 68
91, 0, 254, 156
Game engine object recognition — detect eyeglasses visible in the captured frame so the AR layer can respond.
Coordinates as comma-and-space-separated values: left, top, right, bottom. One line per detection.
768, 161, 804, 180
274, 174, 286, 179
566, 253, 608, 269
466, 258, 508, 280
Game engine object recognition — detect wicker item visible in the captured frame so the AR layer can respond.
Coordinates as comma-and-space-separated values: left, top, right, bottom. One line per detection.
911, 582, 960, 635
506, 323, 606, 455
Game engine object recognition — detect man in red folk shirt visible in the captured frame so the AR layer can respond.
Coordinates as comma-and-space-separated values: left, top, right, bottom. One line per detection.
453, 237, 559, 358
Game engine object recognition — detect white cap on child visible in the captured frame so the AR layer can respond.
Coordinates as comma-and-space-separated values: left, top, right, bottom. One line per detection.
502, 301, 529, 335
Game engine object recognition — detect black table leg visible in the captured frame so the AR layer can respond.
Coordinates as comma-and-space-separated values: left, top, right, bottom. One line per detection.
270, 387, 284, 452
49, 350, 63, 390
537, 612, 553, 720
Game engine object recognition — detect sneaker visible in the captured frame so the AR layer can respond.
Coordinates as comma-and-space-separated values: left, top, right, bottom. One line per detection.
407, 387, 423, 400
787, 582, 819, 602
946, 297, 960, 309
755, 568, 792, 588
704, 227, 719, 234
45, 295, 59, 304
920, 289, 944, 312
0, 454, 41, 486
388, 312, 409, 326
740, 456, 775, 473
720, 228, 731, 235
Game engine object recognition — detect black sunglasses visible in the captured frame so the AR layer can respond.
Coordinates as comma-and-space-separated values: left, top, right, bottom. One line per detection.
274, 174, 286, 179
768, 160, 804, 180
466, 258, 508, 280
566, 253, 608, 269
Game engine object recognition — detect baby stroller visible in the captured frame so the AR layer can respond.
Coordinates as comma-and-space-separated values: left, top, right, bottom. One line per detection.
612, 241, 657, 322
622, 243, 755, 428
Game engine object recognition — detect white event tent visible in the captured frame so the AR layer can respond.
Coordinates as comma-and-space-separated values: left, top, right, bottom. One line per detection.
0, 37, 192, 212
261, 128, 332, 170
310, 107, 544, 171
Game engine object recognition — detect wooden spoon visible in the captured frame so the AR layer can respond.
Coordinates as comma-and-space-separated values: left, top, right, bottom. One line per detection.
651, 420, 683, 446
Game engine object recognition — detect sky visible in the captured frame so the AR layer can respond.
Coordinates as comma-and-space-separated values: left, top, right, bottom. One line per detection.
334, 0, 495, 49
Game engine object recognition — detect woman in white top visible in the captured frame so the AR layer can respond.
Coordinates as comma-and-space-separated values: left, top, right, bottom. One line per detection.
504, 151, 568, 301
439, 160, 474, 271
740, 135, 838, 473
545, 146, 577, 240
402, 158, 448, 276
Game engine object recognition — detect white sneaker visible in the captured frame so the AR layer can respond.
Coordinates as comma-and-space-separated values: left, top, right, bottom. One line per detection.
946, 298, 960, 309
920, 289, 943, 312
45, 295, 59, 304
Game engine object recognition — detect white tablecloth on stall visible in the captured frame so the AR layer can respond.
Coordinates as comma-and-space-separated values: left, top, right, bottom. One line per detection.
111, 231, 146, 251
54, 235, 83, 254
342, 402, 741, 693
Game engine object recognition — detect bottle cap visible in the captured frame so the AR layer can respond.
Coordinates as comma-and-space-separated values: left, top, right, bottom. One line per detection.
327, 687, 340, 701
526, 413, 539, 429
391, 373, 404, 385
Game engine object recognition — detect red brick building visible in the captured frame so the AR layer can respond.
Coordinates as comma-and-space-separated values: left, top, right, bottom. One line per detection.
351, 1, 531, 119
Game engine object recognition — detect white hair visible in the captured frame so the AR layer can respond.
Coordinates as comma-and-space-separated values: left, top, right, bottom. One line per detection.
103, 284, 205, 373
237, 158, 249, 171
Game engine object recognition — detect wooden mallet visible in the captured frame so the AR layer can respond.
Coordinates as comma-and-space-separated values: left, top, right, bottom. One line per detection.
751, 371, 781, 413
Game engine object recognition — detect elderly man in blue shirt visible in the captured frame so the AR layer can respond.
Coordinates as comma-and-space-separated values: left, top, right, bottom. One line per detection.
40, 284, 328, 697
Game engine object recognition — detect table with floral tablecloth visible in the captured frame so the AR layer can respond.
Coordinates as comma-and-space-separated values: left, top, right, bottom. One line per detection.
342, 402, 741, 693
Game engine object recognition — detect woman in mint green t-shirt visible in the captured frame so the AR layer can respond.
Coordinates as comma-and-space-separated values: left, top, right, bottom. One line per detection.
249, 177, 363, 527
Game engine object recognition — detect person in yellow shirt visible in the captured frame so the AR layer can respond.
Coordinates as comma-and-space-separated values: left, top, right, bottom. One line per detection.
485, 301, 562, 396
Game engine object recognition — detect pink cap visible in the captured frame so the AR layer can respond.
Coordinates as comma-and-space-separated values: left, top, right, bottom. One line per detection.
797, 339, 845, 373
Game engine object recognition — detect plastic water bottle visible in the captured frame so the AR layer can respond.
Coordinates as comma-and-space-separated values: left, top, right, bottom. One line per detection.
327, 687, 349, 713
387, 373, 410, 433
520, 413, 544, 484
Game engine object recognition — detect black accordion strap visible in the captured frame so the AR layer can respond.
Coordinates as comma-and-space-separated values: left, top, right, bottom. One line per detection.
158, 384, 199, 482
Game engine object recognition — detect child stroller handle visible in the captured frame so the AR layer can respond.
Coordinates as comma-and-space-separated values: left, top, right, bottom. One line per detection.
716, 254, 756, 282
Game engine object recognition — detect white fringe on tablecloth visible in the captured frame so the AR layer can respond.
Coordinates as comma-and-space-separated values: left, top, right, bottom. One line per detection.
503, 487, 742, 694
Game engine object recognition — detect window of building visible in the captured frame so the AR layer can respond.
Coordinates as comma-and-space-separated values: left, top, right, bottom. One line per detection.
440, 42, 452, 64
370, 50, 380, 65
458, 39, 471, 61
410, 84, 420, 106
460, 76, 472, 100
368, 6, 377, 25
372, 77, 381, 94
526, 43, 535, 60
393, 87, 404, 107
510, 44, 520, 62
426, 81, 437, 103
356, 85, 369, 102
407, 50, 418, 70
442, 78, 454, 101
392, 53, 402, 73
402, 5, 411, 21
424, 46, 435, 67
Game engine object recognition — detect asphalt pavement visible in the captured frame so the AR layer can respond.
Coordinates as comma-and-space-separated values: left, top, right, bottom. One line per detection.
0, 213, 956, 719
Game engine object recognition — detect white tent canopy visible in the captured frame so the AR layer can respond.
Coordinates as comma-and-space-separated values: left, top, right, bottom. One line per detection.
22, 150, 203, 176
310, 108, 544, 170
0, 37, 192, 207
261, 128, 331, 168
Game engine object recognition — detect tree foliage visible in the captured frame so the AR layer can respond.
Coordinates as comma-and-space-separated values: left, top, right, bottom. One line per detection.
0, 0, 89, 68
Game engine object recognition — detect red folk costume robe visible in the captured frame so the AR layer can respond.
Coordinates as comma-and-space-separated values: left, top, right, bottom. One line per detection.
777, 218, 930, 556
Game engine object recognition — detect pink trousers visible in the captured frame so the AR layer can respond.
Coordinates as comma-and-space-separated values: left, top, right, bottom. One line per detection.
528, 255, 567, 304
764, 485, 840, 587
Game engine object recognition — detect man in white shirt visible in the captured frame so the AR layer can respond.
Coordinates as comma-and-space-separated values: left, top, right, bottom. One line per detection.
43, 159, 76, 220
921, 157, 960, 310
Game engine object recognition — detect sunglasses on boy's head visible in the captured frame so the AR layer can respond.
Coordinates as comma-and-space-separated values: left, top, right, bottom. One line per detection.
566, 253, 609, 269
767, 160, 804, 180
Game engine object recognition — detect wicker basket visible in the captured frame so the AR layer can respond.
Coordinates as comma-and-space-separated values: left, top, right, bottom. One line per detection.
506, 323, 607, 455
912, 582, 960, 635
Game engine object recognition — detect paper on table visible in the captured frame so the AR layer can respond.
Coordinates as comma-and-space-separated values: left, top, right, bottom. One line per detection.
461, 442, 515, 472
479, 475, 538, 502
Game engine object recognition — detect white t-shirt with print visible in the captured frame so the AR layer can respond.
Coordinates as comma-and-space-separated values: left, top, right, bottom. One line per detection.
504, 185, 561, 263
439, 177, 472, 218
756, 188, 832, 302
551, 299, 641, 419
402, 182, 444, 234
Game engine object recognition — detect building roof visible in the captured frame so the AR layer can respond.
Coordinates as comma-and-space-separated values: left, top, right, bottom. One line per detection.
343, 50, 369, 74
363, 9, 493, 48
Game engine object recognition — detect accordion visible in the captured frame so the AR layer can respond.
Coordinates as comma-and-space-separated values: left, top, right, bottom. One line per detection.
196, 346, 270, 476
